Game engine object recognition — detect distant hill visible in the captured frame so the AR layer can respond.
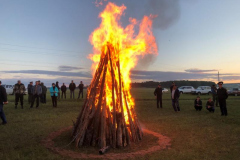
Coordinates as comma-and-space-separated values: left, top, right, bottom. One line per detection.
131, 80, 216, 89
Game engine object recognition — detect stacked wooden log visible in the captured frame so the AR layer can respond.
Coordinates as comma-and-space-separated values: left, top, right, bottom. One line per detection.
72, 45, 143, 149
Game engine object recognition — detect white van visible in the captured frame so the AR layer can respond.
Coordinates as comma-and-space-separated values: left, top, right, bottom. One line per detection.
2, 84, 14, 95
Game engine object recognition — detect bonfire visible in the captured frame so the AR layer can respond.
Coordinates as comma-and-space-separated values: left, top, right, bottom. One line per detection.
72, 2, 158, 151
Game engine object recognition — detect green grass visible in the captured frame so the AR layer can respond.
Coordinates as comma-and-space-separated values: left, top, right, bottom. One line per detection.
0, 88, 240, 160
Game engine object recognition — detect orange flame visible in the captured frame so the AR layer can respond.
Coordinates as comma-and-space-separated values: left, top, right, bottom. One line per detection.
89, 2, 158, 124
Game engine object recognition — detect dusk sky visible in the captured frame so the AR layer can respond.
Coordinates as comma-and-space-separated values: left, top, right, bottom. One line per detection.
1, 0, 240, 86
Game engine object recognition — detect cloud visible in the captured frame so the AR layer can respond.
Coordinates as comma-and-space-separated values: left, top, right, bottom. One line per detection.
58, 65, 84, 71
185, 68, 218, 73
2, 70, 91, 78
131, 70, 216, 81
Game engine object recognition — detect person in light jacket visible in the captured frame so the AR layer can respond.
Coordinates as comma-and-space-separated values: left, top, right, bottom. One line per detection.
30, 81, 42, 108
50, 83, 59, 107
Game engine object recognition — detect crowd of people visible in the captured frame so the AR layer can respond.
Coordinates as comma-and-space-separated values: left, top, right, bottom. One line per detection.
0, 79, 231, 126
154, 81, 229, 116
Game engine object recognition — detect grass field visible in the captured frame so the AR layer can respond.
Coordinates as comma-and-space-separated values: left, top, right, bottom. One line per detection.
0, 88, 240, 160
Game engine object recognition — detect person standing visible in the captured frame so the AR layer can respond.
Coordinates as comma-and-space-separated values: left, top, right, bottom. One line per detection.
13, 80, 26, 109
206, 98, 215, 112
27, 81, 33, 104
56, 81, 60, 100
217, 82, 228, 116
77, 81, 84, 99
154, 84, 163, 108
39, 82, 44, 103
211, 84, 218, 107
0, 81, 8, 125
171, 85, 180, 112
61, 83, 67, 99
194, 96, 202, 111
41, 82, 47, 104
170, 82, 175, 93
50, 83, 59, 107
69, 80, 76, 99
30, 81, 42, 108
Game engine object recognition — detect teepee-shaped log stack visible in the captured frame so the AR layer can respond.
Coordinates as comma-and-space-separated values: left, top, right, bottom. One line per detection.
72, 44, 143, 149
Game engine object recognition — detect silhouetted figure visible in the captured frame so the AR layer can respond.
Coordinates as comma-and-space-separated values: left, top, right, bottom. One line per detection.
77, 81, 84, 99
69, 80, 76, 99
171, 85, 180, 112
154, 84, 163, 108
61, 83, 67, 99
41, 82, 47, 103
30, 81, 42, 108
211, 84, 218, 107
27, 81, 33, 104
217, 82, 228, 116
13, 80, 26, 109
0, 81, 8, 125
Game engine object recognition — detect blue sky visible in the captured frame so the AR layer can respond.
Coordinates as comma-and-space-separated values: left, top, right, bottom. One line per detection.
0, 0, 240, 86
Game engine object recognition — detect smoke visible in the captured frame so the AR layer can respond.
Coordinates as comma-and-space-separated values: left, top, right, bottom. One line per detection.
146, 0, 180, 29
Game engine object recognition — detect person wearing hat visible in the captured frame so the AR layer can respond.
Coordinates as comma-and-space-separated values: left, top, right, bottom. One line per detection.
27, 81, 33, 104
217, 82, 228, 116
171, 85, 180, 112
154, 84, 163, 108
0, 81, 8, 125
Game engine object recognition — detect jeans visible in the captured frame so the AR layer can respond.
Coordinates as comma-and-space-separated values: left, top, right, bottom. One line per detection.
0, 104, 7, 124
78, 90, 83, 99
70, 90, 75, 99
172, 99, 180, 112
31, 94, 39, 108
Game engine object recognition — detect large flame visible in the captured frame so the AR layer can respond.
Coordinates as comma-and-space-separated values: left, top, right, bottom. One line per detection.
89, 2, 158, 125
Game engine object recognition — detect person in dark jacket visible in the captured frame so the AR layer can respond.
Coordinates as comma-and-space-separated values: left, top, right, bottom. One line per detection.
154, 84, 163, 108
211, 84, 218, 107
61, 83, 67, 99
217, 81, 228, 116
13, 80, 26, 109
171, 85, 180, 112
206, 98, 215, 112
56, 81, 60, 100
30, 81, 42, 108
77, 81, 84, 99
69, 80, 76, 99
41, 82, 47, 104
27, 81, 33, 104
50, 83, 59, 107
194, 96, 202, 111
0, 81, 8, 125
170, 82, 175, 93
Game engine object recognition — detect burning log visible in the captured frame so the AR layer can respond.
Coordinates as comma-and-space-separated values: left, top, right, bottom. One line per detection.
99, 146, 111, 155
72, 46, 143, 149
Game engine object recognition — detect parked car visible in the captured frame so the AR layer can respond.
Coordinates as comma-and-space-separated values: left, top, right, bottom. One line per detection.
2, 84, 14, 95
162, 88, 168, 93
192, 86, 212, 95
228, 88, 240, 96
178, 86, 195, 94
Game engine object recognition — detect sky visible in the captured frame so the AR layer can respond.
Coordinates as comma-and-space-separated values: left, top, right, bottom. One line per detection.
0, 0, 240, 86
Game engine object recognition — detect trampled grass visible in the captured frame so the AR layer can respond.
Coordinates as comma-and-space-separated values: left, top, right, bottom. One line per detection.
0, 88, 240, 160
